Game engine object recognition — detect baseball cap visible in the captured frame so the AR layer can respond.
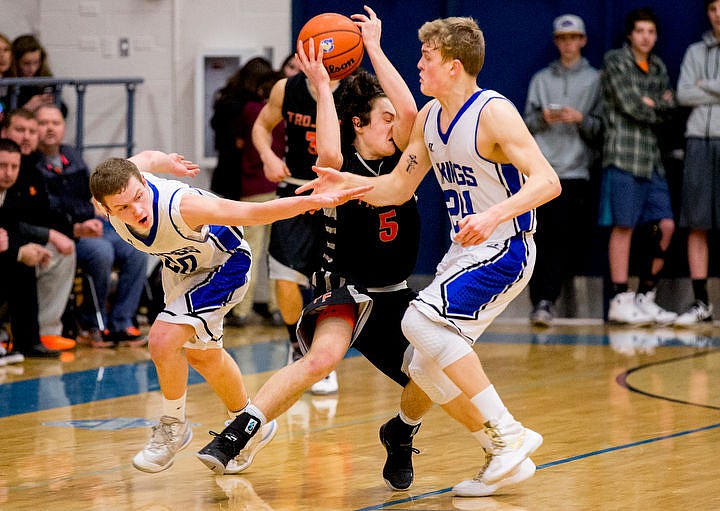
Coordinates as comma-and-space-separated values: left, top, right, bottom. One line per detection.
553, 14, 586, 36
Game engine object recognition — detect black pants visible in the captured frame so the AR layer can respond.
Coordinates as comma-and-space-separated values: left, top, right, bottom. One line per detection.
529, 179, 592, 306
0, 261, 41, 352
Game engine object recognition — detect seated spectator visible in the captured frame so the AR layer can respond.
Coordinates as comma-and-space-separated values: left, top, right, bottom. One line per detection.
34, 104, 148, 347
1, 109, 76, 352
11, 34, 66, 116
0, 137, 60, 358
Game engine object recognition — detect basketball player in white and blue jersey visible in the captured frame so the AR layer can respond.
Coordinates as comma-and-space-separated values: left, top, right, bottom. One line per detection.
299, 17, 561, 497
89, 151, 369, 475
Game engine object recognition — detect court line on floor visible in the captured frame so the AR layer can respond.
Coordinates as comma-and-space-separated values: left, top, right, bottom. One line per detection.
616, 349, 720, 410
354, 421, 720, 511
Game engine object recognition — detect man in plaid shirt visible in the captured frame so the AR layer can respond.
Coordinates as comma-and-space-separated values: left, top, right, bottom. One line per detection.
598, 7, 678, 325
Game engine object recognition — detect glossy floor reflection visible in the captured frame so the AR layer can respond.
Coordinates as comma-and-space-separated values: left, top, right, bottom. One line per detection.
1, 322, 719, 510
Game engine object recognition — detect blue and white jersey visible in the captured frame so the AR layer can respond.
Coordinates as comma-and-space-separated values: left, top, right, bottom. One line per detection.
109, 173, 250, 273
109, 173, 251, 345
423, 89, 536, 243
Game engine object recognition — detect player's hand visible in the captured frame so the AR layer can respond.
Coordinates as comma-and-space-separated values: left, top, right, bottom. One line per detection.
454, 212, 500, 247
18, 243, 52, 268
352, 6, 382, 53
309, 185, 373, 212
296, 165, 348, 195
167, 153, 200, 177
296, 37, 330, 89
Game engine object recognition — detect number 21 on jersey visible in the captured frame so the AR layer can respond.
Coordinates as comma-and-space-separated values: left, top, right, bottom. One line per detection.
445, 189, 475, 233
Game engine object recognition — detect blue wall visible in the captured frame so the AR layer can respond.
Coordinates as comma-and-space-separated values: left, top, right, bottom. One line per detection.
291, 1, 709, 275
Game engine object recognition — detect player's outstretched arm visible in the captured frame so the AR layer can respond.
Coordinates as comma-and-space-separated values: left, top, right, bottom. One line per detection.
129, 151, 200, 178
179, 185, 372, 230
298, 104, 432, 206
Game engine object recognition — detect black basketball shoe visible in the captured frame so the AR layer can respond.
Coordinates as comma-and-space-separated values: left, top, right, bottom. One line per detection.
379, 417, 420, 491
196, 412, 261, 474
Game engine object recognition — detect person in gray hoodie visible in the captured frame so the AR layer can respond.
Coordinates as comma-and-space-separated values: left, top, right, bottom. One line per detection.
523, 14, 602, 326
675, 0, 720, 325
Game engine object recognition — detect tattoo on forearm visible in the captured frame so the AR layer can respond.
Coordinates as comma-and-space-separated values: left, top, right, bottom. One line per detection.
405, 154, 417, 174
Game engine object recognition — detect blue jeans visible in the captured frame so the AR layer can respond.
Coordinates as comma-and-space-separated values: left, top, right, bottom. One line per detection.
76, 219, 148, 332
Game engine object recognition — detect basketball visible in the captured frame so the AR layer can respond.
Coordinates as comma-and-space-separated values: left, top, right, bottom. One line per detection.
298, 13, 364, 80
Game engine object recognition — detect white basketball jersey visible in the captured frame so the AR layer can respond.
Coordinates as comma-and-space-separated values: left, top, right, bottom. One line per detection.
423, 89, 536, 243
109, 173, 249, 275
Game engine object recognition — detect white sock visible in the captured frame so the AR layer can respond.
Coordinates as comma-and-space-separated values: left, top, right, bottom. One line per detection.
228, 400, 251, 418
398, 409, 422, 427
470, 385, 507, 423
162, 392, 187, 421
244, 402, 267, 425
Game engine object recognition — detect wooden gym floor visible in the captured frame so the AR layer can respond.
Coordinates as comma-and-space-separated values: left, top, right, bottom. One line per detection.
1, 319, 719, 510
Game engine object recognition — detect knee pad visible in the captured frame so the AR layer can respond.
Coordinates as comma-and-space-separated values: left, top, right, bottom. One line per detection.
407, 349, 461, 405
401, 305, 473, 369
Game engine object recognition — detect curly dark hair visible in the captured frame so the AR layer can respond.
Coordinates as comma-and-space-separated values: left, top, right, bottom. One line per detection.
337, 67, 385, 146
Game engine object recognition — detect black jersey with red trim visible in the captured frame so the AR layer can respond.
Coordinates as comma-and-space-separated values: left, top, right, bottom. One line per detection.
282, 73, 346, 181
322, 148, 421, 288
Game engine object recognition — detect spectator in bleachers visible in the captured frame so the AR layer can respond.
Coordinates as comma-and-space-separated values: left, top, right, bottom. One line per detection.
1, 108, 76, 352
34, 104, 148, 347
280, 52, 300, 78
523, 14, 602, 326
598, 7, 678, 326
674, 0, 720, 326
11, 34, 66, 117
0, 137, 61, 358
0, 33, 16, 123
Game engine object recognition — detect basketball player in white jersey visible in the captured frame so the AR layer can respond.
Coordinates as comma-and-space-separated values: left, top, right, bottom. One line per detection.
89, 151, 369, 474
297, 17, 561, 496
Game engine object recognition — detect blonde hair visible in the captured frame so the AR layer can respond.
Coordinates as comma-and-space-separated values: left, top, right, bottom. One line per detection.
418, 17, 485, 77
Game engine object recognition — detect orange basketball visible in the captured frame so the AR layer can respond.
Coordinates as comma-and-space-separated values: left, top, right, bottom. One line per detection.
298, 13, 364, 80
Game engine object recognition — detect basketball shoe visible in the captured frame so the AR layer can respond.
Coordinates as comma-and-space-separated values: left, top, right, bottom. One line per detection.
607, 291, 653, 325
132, 416, 192, 473
379, 417, 420, 491
310, 370, 338, 395
480, 411, 542, 484
453, 457, 536, 497
675, 300, 713, 326
634, 290, 677, 325
197, 412, 262, 474
224, 419, 278, 474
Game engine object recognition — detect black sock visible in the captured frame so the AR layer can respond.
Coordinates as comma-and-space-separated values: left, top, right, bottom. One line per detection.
388, 415, 420, 442
637, 278, 658, 295
611, 282, 628, 297
692, 279, 709, 305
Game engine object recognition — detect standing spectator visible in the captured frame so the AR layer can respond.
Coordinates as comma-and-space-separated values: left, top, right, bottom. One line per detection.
280, 52, 300, 78
599, 7, 678, 325
0, 33, 16, 123
210, 58, 283, 326
675, 0, 720, 325
524, 14, 602, 326
35, 104, 147, 346
252, 52, 350, 394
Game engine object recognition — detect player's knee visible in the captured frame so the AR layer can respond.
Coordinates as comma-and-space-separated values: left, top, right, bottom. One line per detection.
302, 347, 340, 381
407, 350, 461, 405
401, 305, 472, 368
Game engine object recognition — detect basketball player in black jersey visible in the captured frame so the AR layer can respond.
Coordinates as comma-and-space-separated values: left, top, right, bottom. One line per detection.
200, 7, 488, 493
252, 37, 349, 395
